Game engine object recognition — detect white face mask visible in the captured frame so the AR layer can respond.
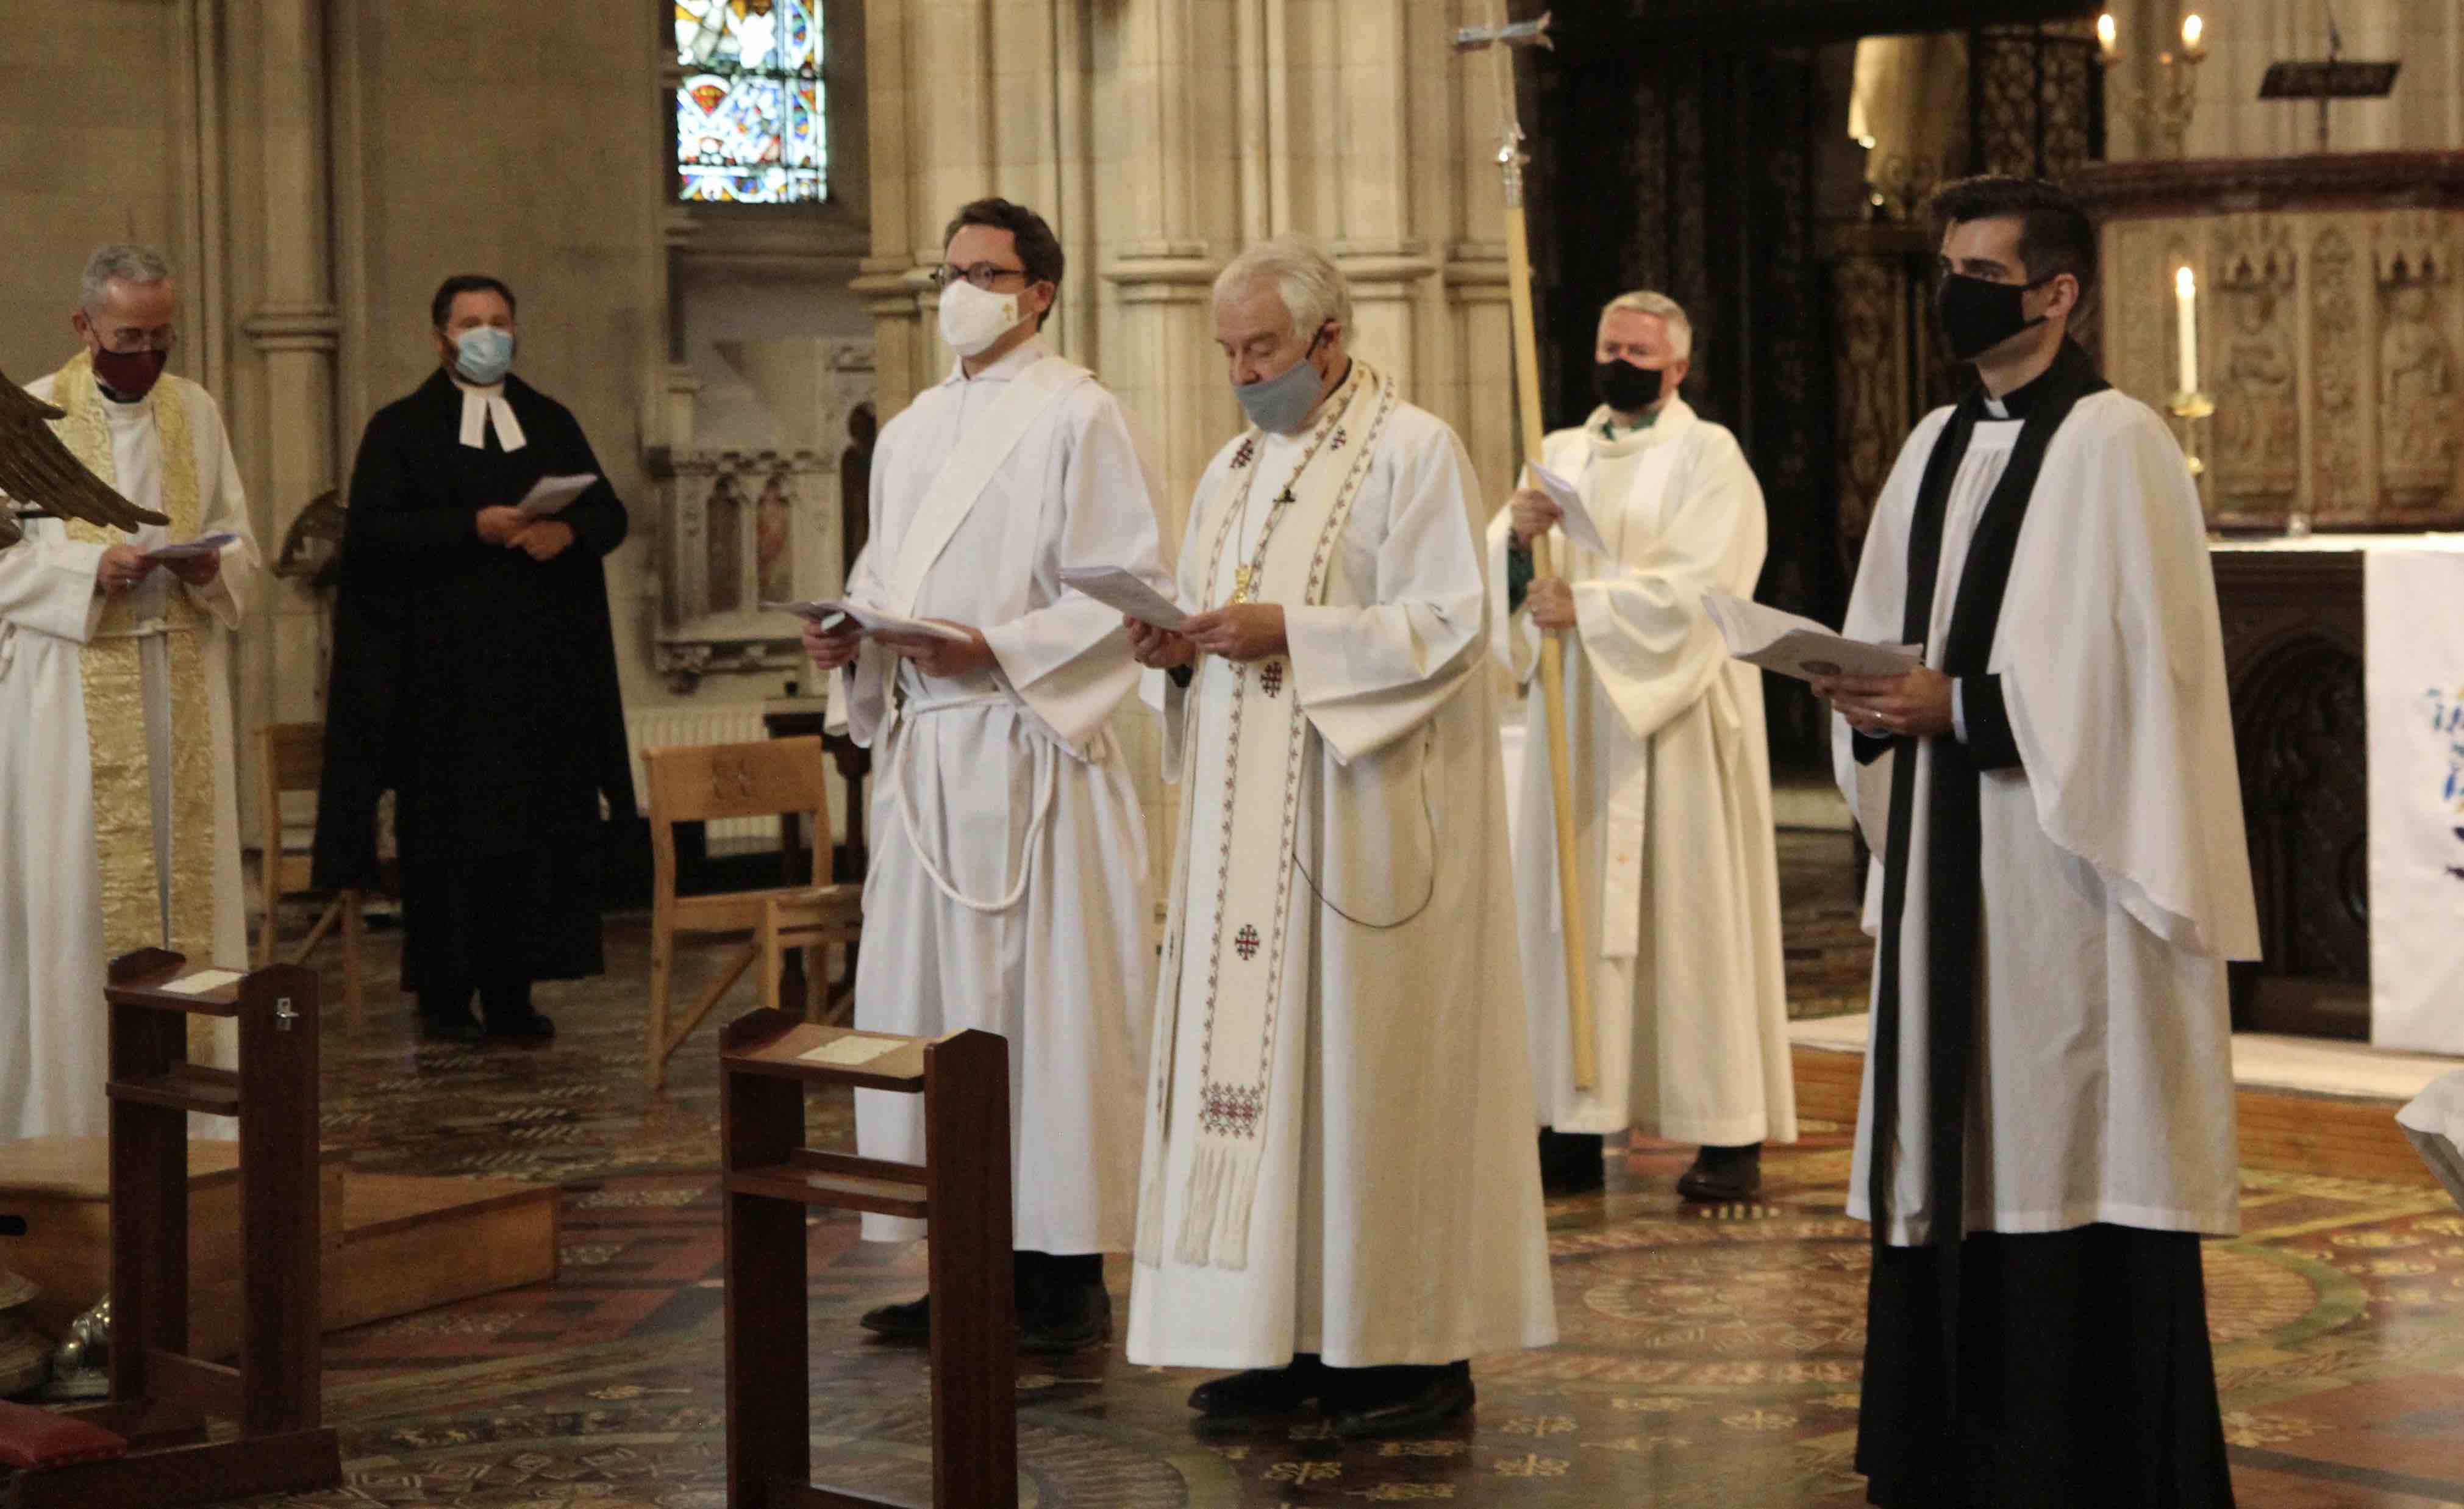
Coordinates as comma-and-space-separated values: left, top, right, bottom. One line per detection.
938, 279, 1023, 359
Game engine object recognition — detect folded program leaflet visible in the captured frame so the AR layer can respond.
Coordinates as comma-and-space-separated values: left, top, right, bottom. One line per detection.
1701, 590, 1920, 682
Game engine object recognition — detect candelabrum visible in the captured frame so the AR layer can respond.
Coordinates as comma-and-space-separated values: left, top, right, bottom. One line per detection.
2099, 13, 2209, 158
2168, 388, 2214, 479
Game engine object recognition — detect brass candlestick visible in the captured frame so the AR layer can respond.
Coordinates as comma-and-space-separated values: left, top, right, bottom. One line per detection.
2099, 12, 2209, 157
2168, 389, 2215, 478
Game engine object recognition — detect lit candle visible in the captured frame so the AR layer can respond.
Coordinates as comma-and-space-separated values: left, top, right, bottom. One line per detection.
2175, 265, 2199, 394
2097, 12, 2118, 59
2181, 12, 2205, 58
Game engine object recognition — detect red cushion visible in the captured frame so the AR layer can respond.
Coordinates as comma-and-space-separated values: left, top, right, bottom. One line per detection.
0, 1399, 127, 1470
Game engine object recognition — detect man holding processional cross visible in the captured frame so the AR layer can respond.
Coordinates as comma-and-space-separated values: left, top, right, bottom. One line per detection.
1488, 289, 1796, 1203
1123, 237, 1556, 1439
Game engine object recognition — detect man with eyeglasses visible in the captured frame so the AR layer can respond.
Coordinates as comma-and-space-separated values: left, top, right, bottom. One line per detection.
804, 196, 1171, 1354
0, 243, 263, 1139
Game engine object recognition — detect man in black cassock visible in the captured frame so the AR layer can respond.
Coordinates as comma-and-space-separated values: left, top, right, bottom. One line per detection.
315, 274, 634, 1044
1818, 177, 2257, 1506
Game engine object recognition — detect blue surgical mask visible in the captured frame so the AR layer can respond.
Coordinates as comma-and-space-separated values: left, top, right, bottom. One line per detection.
454, 326, 515, 385
1234, 331, 1330, 434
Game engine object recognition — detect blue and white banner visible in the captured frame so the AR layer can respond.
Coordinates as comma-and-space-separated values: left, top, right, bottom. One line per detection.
2369, 545, 2464, 1054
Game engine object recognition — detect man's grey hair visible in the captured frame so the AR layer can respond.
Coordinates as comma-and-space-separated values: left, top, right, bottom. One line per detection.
1601, 289, 1693, 362
1215, 237, 1352, 343
81, 244, 173, 312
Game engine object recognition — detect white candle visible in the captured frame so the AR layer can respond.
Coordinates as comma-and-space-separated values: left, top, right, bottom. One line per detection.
2175, 266, 2199, 394
2182, 13, 2204, 54
2097, 12, 2118, 59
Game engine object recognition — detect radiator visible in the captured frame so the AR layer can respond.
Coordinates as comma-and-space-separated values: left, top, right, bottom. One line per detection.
624, 703, 777, 856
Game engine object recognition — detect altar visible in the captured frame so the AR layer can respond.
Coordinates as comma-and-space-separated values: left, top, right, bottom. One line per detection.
2072, 151, 2464, 1049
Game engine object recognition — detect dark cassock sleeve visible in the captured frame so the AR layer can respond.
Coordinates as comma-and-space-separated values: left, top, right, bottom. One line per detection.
312, 405, 420, 889
1957, 673, 2022, 771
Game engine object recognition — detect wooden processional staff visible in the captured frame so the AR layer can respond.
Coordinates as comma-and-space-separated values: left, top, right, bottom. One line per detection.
1455, 9, 1596, 1092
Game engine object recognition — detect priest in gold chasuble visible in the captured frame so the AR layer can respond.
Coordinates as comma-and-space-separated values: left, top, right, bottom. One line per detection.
0, 245, 261, 1139
1124, 239, 1555, 1440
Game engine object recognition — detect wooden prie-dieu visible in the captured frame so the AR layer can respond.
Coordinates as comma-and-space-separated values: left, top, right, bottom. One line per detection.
0, 951, 341, 1507
720, 1011, 1016, 1509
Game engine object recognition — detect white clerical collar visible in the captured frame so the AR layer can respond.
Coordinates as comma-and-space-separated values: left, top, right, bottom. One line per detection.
452, 375, 527, 452
941, 337, 1048, 388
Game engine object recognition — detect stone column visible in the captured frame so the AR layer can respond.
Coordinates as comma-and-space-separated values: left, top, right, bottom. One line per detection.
218, 0, 341, 833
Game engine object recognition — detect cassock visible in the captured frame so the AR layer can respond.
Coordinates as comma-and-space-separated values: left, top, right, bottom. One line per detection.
1832, 341, 2259, 1505
833, 336, 1165, 1255
0, 352, 260, 1138
315, 370, 634, 1003
1127, 359, 1557, 1370
1484, 400, 1796, 1145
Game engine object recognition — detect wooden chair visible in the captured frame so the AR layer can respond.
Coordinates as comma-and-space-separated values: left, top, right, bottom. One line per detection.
759, 890, 864, 1027
645, 737, 862, 1094
254, 723, 383, 1031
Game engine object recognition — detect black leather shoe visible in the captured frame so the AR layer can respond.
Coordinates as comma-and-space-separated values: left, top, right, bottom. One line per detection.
1018, 1278, 1112, 1355
1328, 1361, 1476, 1439
486, 1011, 557, 1044
1188, 1355, 1328, 1419
860, 1295, 930, 1342
1676, 1142, 1762, 1203
1537, 1128, 1606, 1196
418, 1013, 487, 1045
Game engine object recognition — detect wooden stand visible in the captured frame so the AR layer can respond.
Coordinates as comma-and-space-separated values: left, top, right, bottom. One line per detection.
2, 951, 343, 1507
720, 1011, 1015, 1509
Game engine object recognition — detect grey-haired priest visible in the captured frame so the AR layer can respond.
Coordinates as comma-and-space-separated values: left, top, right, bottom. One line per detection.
0, 243, 261, 1141
1123, 237, 1555, 1439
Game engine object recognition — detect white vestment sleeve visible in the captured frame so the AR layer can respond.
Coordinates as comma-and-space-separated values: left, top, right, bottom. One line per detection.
1829, 407, 1947, 917
1997, 399, 2261, 960
0, 529, 107, 646
980, 401, 1168, 751
179, 389, 261, 631
1567, 432, 1766, 742
1284, 426, 1488, 765
835, 431, 897, 747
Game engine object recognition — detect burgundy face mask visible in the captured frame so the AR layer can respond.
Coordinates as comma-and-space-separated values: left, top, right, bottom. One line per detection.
91, 345, 168, 400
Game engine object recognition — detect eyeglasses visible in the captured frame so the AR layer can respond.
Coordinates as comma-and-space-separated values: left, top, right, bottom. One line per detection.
98, 329, 176, 356
929, 262, 1031, 292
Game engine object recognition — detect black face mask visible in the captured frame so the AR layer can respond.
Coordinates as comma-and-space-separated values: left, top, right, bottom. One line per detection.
1935, 270, 2057, 362
1593, 357, 1665, 414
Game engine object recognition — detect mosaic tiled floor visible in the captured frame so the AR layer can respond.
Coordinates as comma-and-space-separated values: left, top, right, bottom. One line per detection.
216, 831, 2464, 1506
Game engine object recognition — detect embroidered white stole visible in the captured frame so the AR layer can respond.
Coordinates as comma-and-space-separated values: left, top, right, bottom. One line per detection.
1139, 362, 1399, 1271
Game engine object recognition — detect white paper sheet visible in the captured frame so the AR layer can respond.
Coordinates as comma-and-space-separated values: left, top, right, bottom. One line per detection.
162, 968, 244, 997
1059, 565, 1187, 629
516, 473, 599, 519
798, 1033, 903, 1067
142, 532, 237, 564
1528, 462, 1614, 560
763, 598, 972, 644
1701, 590, 1921, 681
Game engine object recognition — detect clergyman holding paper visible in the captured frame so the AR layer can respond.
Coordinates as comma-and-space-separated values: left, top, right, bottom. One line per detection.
802, 196, 1172, 1355
315, 274, 635, 1046
0, 243, 262, 1139
1485, 289, 1796, 1203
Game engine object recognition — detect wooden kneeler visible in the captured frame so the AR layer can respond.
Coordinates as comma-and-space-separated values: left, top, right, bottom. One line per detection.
720, 1011, 1015, 1509
0, 952, 342, 1507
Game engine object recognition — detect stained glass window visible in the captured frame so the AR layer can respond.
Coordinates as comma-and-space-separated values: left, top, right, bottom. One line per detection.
674, 1, 826, 205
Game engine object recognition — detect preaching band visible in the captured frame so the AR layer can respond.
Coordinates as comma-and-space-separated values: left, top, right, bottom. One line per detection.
0, 171, 2255, 1502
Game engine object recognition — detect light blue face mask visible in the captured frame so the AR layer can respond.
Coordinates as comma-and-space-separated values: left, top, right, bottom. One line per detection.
1234, 330, 1329, 434
454, 325, 515, 385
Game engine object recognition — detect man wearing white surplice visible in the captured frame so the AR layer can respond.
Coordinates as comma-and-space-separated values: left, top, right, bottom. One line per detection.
805, 198, 1168, 1355
0, 244, 260, 1140
1124, 238, 1555, 1441
1816, 176, 2255, 1507
1486, 290, 1794, 1203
